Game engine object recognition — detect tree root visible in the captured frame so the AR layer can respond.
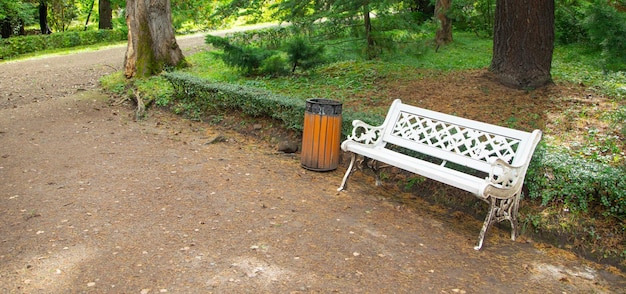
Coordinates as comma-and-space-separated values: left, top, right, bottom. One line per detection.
134, 89, 145, 120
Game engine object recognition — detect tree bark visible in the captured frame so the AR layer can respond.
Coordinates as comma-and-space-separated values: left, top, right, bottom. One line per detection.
1, 20, 12, 38
435, 0, 452, 51
39, 1, 52, 34
99, 0, 113, 30
363, 3, 375, 59
124, 0, 186, 78
490, 0, 555, 89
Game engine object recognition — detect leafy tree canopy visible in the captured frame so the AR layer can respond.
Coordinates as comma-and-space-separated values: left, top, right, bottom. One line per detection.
0, 0, 37, 24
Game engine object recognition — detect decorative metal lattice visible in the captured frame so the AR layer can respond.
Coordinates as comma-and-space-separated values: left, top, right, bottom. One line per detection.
391, 111, 521, 164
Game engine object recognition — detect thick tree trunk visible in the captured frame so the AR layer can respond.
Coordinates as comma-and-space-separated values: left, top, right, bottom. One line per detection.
124, 0, 186, 78
99, 0, 113, 30
490, 0, 555, 89
39, 2, 52, 34
435, 0, 452, 50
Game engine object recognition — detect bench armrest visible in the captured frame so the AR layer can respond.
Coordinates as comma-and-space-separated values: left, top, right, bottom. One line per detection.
346, 120, 385, 145
482, 158, 524, 199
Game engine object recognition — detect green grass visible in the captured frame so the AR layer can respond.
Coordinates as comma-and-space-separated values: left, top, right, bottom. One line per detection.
103, 29, 625, 123
175, 32, 492, 108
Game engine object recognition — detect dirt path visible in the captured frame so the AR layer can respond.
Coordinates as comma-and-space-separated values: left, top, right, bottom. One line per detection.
1, 34, 625, 293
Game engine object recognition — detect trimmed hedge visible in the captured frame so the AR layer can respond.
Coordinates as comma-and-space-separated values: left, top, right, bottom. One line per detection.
163, 71, 382, 137
0, 29, 127, 59
163, 71, 626, 222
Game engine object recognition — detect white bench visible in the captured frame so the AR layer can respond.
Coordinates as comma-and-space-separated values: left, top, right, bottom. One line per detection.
337, 99, 542, 250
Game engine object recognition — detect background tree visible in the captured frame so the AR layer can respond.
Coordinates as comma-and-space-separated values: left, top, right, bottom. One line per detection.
490, 0, 554, 89
83, 0, 95, 30
1, 0, 36, 37
434, 0, 452, 50
48, 0, 78, 32
171, 0, 216, 31
38, 0, 53, 34
447, 0, 495, 37
99, 0, 112, 29
124, 0, 187, 78
213, 0, 431, 59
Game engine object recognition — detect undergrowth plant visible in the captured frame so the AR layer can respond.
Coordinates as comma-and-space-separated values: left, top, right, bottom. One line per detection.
526, 144, 626, 221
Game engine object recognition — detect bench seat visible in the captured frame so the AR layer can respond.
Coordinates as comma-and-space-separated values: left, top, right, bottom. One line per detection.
343, 142, 488, 196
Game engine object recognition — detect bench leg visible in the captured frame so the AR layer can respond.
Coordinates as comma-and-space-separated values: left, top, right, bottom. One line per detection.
337, 153, 357, 191
509, 195, 521, 242
474, 195, 520, 250
475, 202, 495, 250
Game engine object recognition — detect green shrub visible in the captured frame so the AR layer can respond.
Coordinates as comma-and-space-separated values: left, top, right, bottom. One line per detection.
284, 37, 325, 72
526, 144, 626, 220
205, 34, 279, 75
162, 71, 382, 135
260, 53, 289, 76
582, 1, 626, 71
554, 0, 589, 44
227, 26, 294, 49
207, 34, 327, 76
0, 29, 126, 59
164, 71, 306, 128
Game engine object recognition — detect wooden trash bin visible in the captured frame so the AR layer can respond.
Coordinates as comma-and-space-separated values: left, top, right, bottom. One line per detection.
301, 99, 343, 171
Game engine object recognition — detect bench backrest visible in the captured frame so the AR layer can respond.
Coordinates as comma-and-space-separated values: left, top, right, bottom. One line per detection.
378, 99, 541, 175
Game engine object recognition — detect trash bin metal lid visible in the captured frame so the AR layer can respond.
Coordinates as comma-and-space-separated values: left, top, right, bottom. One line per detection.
306, 98, 342, 116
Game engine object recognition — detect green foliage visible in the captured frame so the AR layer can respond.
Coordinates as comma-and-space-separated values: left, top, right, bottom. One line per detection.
163, 71, 307, 128
205, 34, 285, 76
162, 71, 382, 136
260, 53, 289, 76
285, 37, 325, 72
609, 105, 626, 137
48, 0, 79, 32
447, 0, 496, 36
552, 45, 626, 99
0, 0, 37, 37
171, 0, 218, 32
135, 76, 175, 107
227, 26, 296, 49
554, 0, 589, 44
581, 0, 626, 71
206, 33, 329, 76
526, 144, 626, 221
99, 71, 126, 96
0, 29, 126, 59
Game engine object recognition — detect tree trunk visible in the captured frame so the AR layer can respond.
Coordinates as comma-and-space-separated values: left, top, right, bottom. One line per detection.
124, 0, 186, 78
85, 0, 95, 31
435, 0, 452, 50
490, 0, 555, 89
39, 1, 52, 34
99, 0, 113, 30
1, 20, 12, 38
363, 2, 376, 59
